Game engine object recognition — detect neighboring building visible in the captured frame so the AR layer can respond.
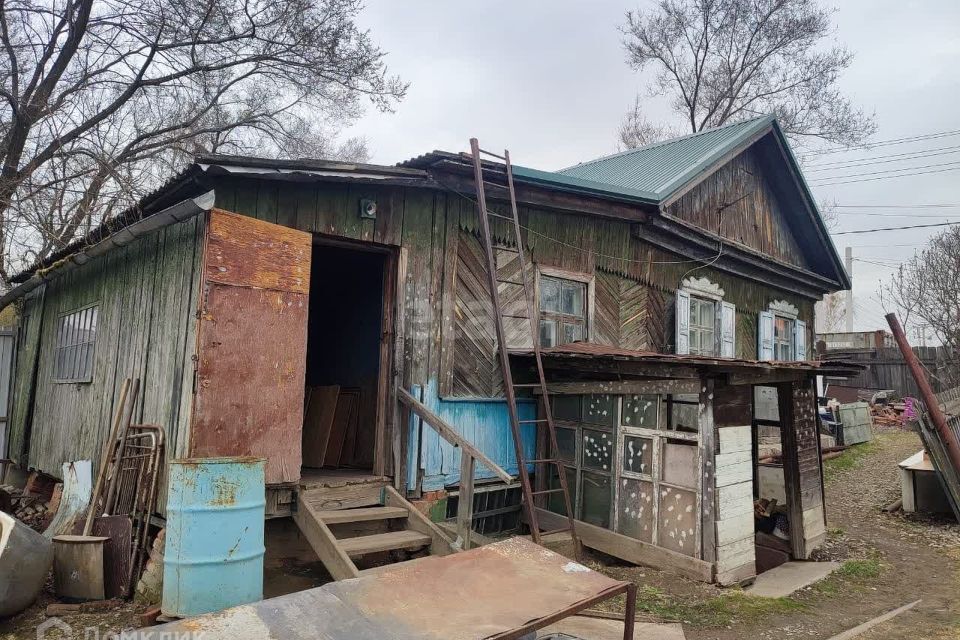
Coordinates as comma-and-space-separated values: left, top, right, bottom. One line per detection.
817, 330, 895, 351
1, 115, 855, 585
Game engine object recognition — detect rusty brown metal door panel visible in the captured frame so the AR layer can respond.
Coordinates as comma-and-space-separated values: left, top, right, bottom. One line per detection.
190, 209, 311, 485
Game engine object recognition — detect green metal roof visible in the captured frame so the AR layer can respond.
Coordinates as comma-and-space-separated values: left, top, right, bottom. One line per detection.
558, 115, 775, 200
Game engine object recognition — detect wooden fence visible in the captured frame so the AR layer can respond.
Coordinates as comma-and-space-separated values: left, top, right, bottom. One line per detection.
821, 346, 958, 399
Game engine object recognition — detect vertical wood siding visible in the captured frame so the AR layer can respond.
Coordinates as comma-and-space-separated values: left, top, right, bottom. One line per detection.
667, 148, 809, 269
17, 216, 203, 488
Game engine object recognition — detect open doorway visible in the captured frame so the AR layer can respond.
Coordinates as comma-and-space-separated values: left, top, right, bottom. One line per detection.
301, 240, 389, 479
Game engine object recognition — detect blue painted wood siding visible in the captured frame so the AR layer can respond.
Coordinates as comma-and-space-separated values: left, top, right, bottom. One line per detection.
407, 379, 536, 491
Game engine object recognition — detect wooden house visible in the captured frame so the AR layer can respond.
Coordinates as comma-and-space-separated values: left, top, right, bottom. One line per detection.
1, 115, 857, 584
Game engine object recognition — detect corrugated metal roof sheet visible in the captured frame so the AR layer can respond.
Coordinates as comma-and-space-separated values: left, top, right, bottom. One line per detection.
558, 115, 775, 199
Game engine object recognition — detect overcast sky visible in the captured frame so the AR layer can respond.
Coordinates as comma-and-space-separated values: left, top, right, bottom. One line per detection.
348, 0, 960, 337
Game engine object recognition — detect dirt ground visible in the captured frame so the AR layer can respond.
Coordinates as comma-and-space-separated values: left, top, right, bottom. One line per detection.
3, 428, 959, 640
575, 428, 960, 639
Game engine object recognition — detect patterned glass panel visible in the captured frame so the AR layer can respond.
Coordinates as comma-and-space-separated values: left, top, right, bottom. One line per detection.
617, 478, 654, 543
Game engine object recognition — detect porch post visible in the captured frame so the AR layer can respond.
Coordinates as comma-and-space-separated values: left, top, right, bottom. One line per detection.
777, 377, 826, 559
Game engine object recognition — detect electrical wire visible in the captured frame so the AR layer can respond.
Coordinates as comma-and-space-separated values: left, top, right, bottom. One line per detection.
833, 204, 960, 209
810, 165, 960, 187
805, 144, 960, 170
833, 221, 960, 235
803, 128, 960, 156
809, 159, 960, 182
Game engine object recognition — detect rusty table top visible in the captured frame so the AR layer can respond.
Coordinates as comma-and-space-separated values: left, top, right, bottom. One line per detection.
139, 537, 633, 640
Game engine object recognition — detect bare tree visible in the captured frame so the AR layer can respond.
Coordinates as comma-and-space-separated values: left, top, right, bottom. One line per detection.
619, 0, 876, 149
885, 227, 960, 384
0, 0, 406, 280
617, 96, 681, 149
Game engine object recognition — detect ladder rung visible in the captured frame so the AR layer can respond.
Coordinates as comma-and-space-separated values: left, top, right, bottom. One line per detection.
501, 313, 529, 320
479, 147, 506, 160
487, 212, 514, 222
530, 488, 565, 496
513, 383, 544, 388
539, 527, 572, 537
527, 458, 561, 465
496, 246, 520, 253
519, 419, 548, 424
497, 278, 525, 286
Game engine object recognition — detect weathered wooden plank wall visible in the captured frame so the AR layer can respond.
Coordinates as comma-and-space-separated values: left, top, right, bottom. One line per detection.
667, 148, 809, 269
13, 216, 203, 484
822, 346, 955, 397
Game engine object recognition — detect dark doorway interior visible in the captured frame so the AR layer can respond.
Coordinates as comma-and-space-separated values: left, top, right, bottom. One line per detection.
301, 243, 385, 471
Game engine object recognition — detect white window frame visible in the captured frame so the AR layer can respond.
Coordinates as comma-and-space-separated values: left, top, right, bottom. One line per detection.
535, 266, 595, 347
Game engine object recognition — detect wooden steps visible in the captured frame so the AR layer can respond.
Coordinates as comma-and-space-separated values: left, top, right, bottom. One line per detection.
293, 484, 458, 580
314, 506, 408, 524
339, 530, 432, 556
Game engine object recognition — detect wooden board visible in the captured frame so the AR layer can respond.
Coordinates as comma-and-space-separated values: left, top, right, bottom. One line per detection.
204, 208, 310, 294
92, 515, 132, 599
302, 386, 340, 467
191, 209, 312, 485
535, 507, 713, 582
324, 390, 360, 467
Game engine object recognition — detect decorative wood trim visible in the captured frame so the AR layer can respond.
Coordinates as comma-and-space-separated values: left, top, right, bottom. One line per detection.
681, 276, 724, 301
768, 299, 799, 318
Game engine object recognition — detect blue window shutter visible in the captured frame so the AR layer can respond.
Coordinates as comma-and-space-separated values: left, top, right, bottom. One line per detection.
794, 319, 808, 360
675, 289, 690, 355
720, 301, 736, 357
758, 311, 774, 361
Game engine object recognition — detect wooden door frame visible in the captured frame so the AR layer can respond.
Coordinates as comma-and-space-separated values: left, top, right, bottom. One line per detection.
309, 234, 400, 479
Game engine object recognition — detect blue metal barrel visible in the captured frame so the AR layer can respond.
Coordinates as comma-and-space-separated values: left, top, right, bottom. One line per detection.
162, 457, 265, 617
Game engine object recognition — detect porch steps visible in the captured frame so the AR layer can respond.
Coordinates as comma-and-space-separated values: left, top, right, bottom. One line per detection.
293, 484, 457, 580
339, 530, 432, 556
313, 506, 408, 524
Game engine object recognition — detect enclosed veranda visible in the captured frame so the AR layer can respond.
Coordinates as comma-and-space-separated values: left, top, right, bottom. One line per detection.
510, 342, 861, 585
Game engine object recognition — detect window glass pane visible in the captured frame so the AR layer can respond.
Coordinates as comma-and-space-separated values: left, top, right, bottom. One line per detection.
540, 277, 561, 313
657, 486, 697, 556
669, 395, 699, 434
582, 394, 615, 426
552, 395, 581, 422
54, 305, 99, 381
548, 465, 576, 516
754, 386, 779, 421
582, 429, 613, 471
556, 426, 577, 464
661, 440, 698, 489
622, 394, 659, 428
539, 320, 557, 348
617, 478, 654, 542
561, 281, 585, 317
622, 435, 653, 475
580, 471, 611, 528
561, 322, 583, 344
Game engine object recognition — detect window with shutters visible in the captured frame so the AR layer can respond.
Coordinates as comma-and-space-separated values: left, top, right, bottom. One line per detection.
538, 272, 590, 348
675, 277, 735, 357
53, 304, 99, 383
762, 300, 806, 362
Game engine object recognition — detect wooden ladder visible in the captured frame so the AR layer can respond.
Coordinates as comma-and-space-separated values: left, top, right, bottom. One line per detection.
468, 139, 582, 555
